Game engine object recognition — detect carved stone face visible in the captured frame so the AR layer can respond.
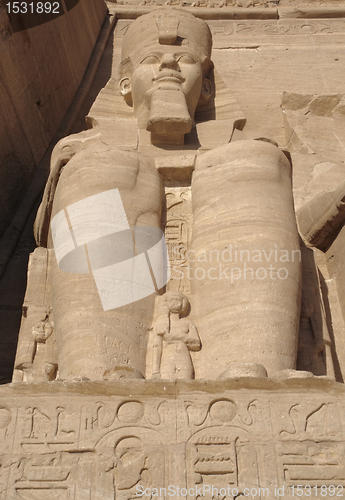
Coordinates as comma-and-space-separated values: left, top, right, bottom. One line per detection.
129, 44, 204, 127
32, 321, 53, 342
167, 295, 184, 313
166, 292, 189, 314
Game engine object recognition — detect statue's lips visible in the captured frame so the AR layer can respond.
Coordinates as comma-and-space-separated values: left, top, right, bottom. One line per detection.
153, 74, 185, 84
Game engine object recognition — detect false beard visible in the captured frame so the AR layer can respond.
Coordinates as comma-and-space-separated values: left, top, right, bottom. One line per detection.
146, 88, 193, 142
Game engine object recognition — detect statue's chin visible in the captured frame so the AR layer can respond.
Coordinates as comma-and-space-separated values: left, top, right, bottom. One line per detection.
146, 88, 192, 140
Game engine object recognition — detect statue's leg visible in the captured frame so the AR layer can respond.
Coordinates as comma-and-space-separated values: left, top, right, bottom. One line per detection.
50, 148, 162, 380
191, 140, 301, 378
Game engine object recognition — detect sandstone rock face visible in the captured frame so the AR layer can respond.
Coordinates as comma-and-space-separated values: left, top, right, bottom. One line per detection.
0, 379, 345, 498
0, 0, 107, 238
4, 1, 345, 496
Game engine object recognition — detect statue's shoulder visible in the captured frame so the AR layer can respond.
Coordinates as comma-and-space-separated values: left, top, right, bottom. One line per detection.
52, 119, 139, 164
50, 128, 103, 169
34, 125, 144, 247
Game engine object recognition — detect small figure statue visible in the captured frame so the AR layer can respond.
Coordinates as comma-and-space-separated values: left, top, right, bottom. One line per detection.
297, 299, 325, 375
152, 292, 201, 380
15, 314, 57, 382
298, 178, 345, 332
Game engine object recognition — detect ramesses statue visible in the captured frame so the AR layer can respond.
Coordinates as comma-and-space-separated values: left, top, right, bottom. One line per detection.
14, 8, 303, 382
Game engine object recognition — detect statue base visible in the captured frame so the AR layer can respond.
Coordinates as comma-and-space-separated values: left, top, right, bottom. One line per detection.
0, 378, 344, 499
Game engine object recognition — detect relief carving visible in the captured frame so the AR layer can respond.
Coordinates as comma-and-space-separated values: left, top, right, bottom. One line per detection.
298, 299, 327, 376
9, 453, 93, 499
209, 19, 345, 40
76, 398, 175, 452
297, 245, 335, 378
13, 248, 54, 383
186, 427, 262, 498
117, 401, 145, 424
277, 443, 345, 485
0, 408, 11, 430
151, 291, 201, 380
164, 188, 192, 293
183, 397, 271, 442
272, 401, 342, 441
15, 313, 57, 383
96, 428, 165, 500
0, 405, 15, 455
18, 406, 77, 453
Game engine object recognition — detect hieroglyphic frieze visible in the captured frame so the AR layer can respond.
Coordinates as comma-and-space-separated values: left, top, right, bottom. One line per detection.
114, 18, 345, 42
1, 383, 345, 497
208, 19, 345, 39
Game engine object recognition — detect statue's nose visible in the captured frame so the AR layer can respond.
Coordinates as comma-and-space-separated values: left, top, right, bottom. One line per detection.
159, 54, 180, 71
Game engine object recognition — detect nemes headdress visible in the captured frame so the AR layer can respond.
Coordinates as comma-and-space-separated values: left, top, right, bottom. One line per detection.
120, 8, 213, 71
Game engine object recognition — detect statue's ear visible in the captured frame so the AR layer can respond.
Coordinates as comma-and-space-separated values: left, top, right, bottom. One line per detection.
198, 78, 213, 107
119, 77, 132, 106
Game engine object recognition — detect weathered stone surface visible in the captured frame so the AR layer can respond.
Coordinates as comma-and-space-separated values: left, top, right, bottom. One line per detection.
191, 139, 301, 378
3, 1, 345, 496
22, 7, 307, 383
0, 0, 107, 238
1, 379, 345, 498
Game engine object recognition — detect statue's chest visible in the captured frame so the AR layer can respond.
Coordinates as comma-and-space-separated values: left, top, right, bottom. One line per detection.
58, 147, 141, 194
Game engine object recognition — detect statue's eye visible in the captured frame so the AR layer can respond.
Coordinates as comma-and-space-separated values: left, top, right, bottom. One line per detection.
177, 55, 197, 64
140, 55, 160, 65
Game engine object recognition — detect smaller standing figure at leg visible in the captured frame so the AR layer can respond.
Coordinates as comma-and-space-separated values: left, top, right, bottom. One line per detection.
297, 298, 334, 377
152, 292, 201, 381
15, 312, 57, 382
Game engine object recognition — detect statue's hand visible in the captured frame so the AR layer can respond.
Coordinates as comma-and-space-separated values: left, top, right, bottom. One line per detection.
44, 362, 57, 376
17, 362, 32, 371
155, 315, 169, 336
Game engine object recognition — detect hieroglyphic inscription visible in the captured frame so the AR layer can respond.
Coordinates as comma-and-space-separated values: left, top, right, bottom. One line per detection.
270, 401, 343, 441
186, 429, 263, 499
277, 442, 345, 486
281, 0, 345, 5
111, 0, 345, 10
1, 388, 345, 498
13, 405, 78, 454
115, 19, 345, 42
164, 187, 192, 293
191, 439, 238, 491
208, 19, 345, 38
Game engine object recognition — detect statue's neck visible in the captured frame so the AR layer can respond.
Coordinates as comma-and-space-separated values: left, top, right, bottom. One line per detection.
170, 312, 180, 322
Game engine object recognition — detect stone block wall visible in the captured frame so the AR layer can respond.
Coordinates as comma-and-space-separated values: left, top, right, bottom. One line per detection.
0, 0, 107, 237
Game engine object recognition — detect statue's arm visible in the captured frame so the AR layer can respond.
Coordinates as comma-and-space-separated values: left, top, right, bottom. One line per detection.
152, 333, 163, 379
186, 322, 201, 352
34, 129, 101, 248
14, 336, 35, 369
152, 315, 168, 379
297, 180, 345, 252
45, 330, 58, 366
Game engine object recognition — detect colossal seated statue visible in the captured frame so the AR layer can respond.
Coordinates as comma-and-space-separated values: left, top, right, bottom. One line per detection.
14, 7, 302, 382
